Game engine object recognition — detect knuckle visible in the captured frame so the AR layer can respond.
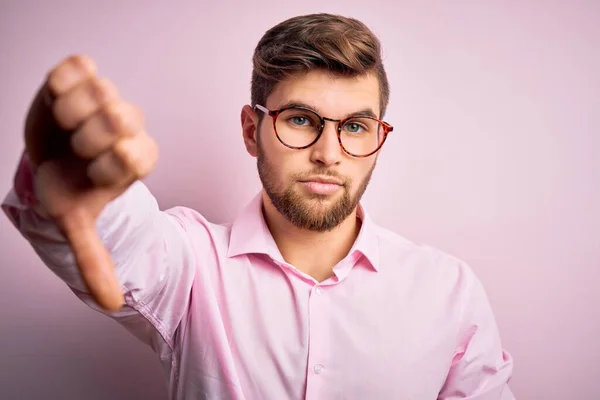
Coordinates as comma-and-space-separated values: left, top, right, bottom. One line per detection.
46, 67, 66, 96
47, 54, 97, 96
88, 152, 119, 186
88, 77, 118, 105
71, 128, 99, 158
70, 130, 87, 156
51, 97, 74, 129
113, 139, 137, 174
114, 136, 156, 179
67, 54, 97, 75
102, 102, 126, 133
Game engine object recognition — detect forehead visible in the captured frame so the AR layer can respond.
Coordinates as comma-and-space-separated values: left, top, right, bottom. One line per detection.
267, 70, 380, 119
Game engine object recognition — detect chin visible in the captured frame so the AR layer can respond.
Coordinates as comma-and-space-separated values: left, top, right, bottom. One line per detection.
298, 189, 343, 203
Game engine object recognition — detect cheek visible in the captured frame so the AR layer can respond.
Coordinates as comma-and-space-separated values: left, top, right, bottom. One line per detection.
348, 160, 376, 187
261, 145, 303, 184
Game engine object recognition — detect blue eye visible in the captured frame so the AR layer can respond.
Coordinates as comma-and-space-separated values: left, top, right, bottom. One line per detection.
343, 121, 366, 134
291, 116, 310, 126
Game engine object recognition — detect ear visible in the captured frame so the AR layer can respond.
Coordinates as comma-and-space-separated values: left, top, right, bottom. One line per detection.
241, 105, 259, 157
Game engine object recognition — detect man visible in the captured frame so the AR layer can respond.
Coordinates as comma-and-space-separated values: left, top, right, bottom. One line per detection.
2, 13, 514, 400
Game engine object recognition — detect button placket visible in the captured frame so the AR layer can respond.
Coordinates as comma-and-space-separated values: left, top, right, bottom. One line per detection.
305, 284, 331, 397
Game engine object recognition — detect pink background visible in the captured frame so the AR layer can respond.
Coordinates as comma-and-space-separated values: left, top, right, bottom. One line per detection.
1, 1, 598, 399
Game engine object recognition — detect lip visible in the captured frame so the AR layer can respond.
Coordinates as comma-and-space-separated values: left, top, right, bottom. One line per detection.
298, 176, 344, 196
298, 176, 343, 186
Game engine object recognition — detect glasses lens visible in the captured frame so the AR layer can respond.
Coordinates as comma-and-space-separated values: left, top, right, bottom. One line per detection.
275, 108, 321, 148
339, 117, 386, 156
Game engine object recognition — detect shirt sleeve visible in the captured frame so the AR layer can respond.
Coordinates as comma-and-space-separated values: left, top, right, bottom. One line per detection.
438, 263, 516, 400
1, 152, 198, 357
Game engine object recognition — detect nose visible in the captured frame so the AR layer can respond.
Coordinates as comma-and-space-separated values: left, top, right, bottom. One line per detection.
309, 121, 343, 166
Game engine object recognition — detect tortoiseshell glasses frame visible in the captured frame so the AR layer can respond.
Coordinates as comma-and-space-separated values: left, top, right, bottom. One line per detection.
254, 104, 394, 158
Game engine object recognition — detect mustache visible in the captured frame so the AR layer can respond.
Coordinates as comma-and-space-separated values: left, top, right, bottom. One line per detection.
294, 169, 349, 186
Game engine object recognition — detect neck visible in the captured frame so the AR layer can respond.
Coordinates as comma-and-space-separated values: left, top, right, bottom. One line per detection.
261, 191, 361, 282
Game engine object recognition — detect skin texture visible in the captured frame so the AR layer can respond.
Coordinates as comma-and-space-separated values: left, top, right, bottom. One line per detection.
240, 70, 381, 281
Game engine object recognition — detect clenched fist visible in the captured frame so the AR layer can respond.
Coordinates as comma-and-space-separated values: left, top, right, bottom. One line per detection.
24, 55, 158, 311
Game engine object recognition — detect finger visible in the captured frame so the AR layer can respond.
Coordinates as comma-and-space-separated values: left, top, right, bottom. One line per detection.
53, 77, 119, 131
71, 101, 145, 159
60, 209, 124, 312
47, 54, 98, 99
87, 134, 158, 187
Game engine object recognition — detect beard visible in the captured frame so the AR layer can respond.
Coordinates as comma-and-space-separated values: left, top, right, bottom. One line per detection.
256, 138, 375, 232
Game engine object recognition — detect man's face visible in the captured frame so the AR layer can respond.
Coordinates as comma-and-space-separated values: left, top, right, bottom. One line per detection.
256, 70, 381, 232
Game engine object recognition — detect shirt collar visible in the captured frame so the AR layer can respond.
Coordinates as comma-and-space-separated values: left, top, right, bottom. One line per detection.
227, 192, 380, 271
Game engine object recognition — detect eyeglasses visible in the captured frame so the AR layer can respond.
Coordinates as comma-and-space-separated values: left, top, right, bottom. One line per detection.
254, 104, 393, 158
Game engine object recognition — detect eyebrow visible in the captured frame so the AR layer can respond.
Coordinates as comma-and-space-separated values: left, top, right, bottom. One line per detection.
277, 101, 379, 120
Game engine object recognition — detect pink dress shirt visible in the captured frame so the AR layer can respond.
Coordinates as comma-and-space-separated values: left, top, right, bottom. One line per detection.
2, 154, 515, 399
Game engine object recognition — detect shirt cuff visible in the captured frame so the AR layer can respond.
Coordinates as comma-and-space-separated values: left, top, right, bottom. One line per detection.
14, 151, 38, 207
2, 151, 50, 222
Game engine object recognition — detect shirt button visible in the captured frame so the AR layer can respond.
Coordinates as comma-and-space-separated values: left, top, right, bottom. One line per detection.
315, 287, 324, 296
314, 364, 323, 374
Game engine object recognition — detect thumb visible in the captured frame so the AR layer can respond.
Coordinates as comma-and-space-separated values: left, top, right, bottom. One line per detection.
59, 209, 124, 312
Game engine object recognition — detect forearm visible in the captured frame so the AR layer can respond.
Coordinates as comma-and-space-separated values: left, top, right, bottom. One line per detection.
3, 154, 198, 347
3, 177, 165, 294
437, 260, 515, 399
